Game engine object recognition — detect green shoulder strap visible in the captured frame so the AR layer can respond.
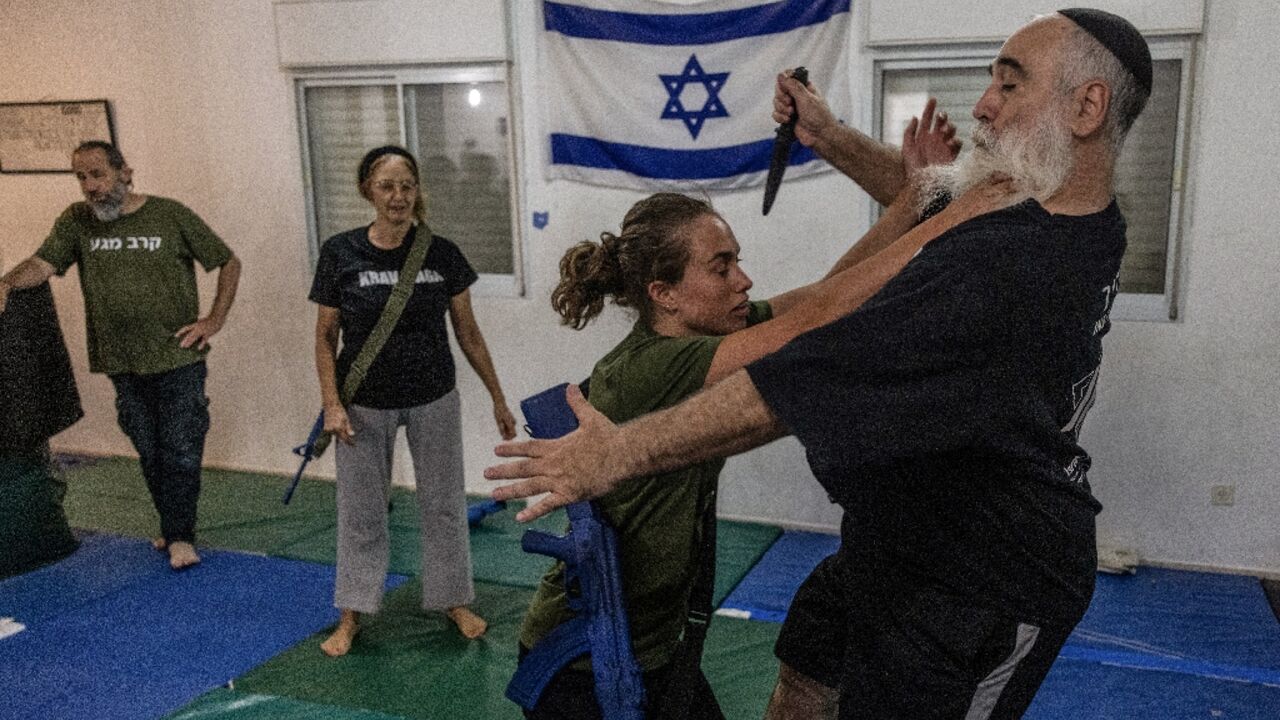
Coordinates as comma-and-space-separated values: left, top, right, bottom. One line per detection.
339, 222, 433, 405
312, 223, 433, 457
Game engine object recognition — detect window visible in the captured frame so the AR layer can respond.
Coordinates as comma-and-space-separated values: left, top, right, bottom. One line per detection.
297, 66, 521, 293
873, 39, 1193, 321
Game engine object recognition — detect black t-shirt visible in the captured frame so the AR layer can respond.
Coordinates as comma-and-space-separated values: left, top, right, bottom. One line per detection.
747, 199, 1126, 625
309, 226, 477, 409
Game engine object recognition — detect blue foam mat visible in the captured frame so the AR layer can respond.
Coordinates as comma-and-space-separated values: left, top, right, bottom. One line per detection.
1070, 568, 1280, 680
0, 533, 405, 720
717, 530, 839, 622
1028, 655, 1280, 719
718, 532, 1280, 716
1, 532, 166, 624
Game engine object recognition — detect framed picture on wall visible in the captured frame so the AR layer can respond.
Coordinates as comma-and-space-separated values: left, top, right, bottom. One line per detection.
0, 100, 116, 173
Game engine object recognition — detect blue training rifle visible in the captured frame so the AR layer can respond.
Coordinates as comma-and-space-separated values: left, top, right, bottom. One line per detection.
467, 498, 507, 526
286, 410, 509, 525
505, 383, 646, 720
283, 410, 327, 504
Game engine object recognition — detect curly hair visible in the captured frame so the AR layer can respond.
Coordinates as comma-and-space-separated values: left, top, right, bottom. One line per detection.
551, 193, 716, 329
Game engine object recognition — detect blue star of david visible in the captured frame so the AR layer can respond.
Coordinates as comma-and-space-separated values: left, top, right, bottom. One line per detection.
659, 54, 730, 140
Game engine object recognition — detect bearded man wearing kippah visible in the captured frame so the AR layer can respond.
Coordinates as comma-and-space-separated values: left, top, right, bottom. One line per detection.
486, 8, 1154, 720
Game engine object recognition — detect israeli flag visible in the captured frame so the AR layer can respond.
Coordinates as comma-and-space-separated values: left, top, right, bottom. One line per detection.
540, 0, 852, 191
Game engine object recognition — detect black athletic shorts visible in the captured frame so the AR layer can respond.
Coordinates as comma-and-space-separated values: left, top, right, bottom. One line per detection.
775, 554, 1077, 720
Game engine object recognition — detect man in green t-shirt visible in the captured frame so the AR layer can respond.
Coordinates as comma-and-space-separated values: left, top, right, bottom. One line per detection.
0, 141, 241, 570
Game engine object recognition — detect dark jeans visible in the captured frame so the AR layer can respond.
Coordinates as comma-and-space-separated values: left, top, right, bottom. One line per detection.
109, 361, 210, 543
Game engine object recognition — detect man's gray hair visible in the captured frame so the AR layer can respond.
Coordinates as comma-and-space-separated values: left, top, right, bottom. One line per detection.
74, 140, 127, 170
1057, 21, 1150, 153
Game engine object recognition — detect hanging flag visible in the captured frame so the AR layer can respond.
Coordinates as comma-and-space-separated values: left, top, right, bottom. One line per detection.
540, 0, 853, 191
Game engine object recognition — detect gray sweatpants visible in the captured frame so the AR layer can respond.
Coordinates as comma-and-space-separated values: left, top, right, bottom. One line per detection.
333, 389, 475, 613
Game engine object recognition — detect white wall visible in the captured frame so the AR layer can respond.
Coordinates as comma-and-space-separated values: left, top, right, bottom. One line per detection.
1085, 0, 1280, 577
1, 0, 1276, 574
865, 0, 1205, 45
1, 0, 320, 482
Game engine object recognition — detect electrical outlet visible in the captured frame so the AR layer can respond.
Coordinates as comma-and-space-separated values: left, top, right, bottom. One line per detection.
1210, 484, 1235, 506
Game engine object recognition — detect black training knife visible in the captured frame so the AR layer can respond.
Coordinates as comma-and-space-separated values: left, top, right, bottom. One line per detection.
762, 66, 808, 216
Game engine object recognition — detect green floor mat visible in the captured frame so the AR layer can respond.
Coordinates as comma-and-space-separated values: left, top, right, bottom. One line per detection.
233, 579, 780, 720
713, 519, 782, 606
62, 456, 167, 537
61, 457, 338, 552
61, 457, 424, 566
703, 613, 783, 718
468, 506, 572, 587
59, 457, 779, 602
235, 580, 531, 720
468, 512, 781, 599
164, 689, 409, 719
53, 456, 785, 718
263, 495, 419, 575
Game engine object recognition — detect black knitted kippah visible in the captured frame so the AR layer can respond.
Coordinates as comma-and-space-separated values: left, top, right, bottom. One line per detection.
1059, 8, 1153, 95
357, 145, 419, 185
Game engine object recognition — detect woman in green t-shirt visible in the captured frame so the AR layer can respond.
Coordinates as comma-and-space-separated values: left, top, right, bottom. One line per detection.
516, 186, 952, 718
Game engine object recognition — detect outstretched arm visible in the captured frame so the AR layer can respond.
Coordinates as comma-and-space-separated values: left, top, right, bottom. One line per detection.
707, 101, 975, 385
819, 97, 961, 279
773, 71, 902, 206
487, 184, 1023, 522
449, 289, 517, 440
176, 254, 241, 350
706, 173, 1022, 385
0, 256, 57, 315
773, 72, 961, 208
765, 91, 961, 320
766, 96, 958, 318
487, 371, 782, 522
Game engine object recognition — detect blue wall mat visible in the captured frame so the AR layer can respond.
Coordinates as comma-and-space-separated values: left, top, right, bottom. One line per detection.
712, 535, 1280, 718
717, 530, 840, 622
0, 535, 404, 720
1028, 655, 1280, 720
1070, 568, 1280, 674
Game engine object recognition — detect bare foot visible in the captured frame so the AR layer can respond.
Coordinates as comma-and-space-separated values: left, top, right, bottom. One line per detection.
167, 541, 201, 570
447, 606, 488, 639
321, 610, 360, 657
152, 537, 167, 551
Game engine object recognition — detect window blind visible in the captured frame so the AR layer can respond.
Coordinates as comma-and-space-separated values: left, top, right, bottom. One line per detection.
881, 59, 1181, 294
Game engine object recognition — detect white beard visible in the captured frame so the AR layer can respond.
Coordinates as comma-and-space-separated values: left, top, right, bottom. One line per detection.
918, 105, 1075, 214
88, 180, 129, 222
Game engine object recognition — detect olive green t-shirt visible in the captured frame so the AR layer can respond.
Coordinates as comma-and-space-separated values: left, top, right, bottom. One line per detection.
520, 300, 773, 671
36, 196, 231, 375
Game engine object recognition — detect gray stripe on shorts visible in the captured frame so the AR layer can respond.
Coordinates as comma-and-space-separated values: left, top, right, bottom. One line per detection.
964, 622, 1041, 720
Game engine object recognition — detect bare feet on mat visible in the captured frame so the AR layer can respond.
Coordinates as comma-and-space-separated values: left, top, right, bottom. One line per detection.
447, 606, 488, 639
152, 537, 167, 551
321, 610, 361, 657
167, 541, 201, 570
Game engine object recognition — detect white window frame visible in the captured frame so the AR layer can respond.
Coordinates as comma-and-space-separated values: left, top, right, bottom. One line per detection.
867, 37, 1196, 322
294, 63, 525, 297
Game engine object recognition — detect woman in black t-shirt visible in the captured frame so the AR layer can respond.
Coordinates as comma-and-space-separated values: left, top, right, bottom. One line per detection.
309, 146, 516, 657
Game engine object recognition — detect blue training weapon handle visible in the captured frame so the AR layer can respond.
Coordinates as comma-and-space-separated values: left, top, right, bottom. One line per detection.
518, 382, 582, 439
467, 498, 507, 526
505, 383, 646, 720
283, 410, 326, 504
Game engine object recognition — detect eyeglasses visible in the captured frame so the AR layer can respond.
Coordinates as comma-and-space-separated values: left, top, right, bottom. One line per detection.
372, 180, 418, 194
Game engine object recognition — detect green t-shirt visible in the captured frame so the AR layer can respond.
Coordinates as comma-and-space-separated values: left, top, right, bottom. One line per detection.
520, 300, 773, 671
36, 196, 231, 375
